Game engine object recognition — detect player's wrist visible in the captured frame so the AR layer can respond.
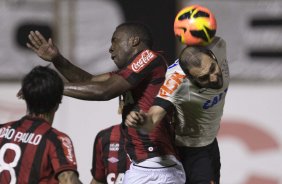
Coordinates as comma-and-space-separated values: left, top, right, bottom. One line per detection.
51, 53, 62, 63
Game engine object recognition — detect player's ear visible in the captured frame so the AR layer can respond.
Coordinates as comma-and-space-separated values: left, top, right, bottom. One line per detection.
130, 36, 140, 47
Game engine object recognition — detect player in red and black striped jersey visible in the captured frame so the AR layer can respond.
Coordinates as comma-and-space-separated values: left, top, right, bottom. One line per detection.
91, 124, 130, 184
27, 22, 185, 183
115, 49, 177, 162
0, 116, 78, 184
0, 66, 82, 184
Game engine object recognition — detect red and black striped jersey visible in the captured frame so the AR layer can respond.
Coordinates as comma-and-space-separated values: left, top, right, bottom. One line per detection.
0, 116, 78, 184
91, 124, 130, 184
115, 49, 177, 162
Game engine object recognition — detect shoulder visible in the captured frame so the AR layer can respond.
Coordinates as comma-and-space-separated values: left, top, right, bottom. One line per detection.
166, 59, 185, 76
167, 59, 179, 70
96, 124, 121, 138
47, 129, 75, 157
128, 49, 166, 73
47, 127, 72, 143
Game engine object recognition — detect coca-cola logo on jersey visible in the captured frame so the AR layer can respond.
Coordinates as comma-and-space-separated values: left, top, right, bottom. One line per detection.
130, 50, 156, 73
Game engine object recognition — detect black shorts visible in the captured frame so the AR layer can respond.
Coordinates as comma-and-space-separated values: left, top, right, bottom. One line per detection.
177, 138, 221, 184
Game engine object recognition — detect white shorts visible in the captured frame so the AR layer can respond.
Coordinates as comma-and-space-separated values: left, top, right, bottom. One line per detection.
123, 155, 186, 184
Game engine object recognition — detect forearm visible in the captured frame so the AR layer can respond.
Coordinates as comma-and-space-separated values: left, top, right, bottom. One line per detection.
142, 106, 167, 132
141, 116, 155, 132
58, 171, 82, 184
52, 54, 93, 83
64, 74, 130, 101
64, 82, 115, 101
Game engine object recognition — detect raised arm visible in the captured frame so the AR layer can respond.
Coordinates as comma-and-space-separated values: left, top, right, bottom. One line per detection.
57, 170, 82, 184
27, 30, 93, 82
64, 73, 132, 101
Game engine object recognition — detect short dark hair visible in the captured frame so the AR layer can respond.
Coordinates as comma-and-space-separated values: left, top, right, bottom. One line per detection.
179, 46, 214, 75
117, 22, 153, 48
22, 66, 64, 115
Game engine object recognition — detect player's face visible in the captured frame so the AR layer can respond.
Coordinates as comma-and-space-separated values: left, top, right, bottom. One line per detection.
109, 28, 133, 69
188, 54, 223, 89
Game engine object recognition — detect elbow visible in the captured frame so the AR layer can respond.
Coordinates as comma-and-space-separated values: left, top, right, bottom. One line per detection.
99, 94, 113, 101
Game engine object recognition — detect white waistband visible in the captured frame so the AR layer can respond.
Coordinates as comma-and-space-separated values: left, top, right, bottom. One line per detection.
134, 155, 180, 168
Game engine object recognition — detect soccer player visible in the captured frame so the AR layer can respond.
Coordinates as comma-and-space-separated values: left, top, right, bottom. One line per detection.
26, 22, 185, 184
0, 66, 82, 184
91, 124, 131, 184
125, 36, 229, 184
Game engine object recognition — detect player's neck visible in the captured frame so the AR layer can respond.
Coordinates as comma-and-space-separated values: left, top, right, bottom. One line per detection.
28, 112, 55, 125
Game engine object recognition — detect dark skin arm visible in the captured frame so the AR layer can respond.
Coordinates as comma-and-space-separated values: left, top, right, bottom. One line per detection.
27, 30, 102, 83
27, 30, 131, 101
52, 54, 93, 82
64, 73, 132, 101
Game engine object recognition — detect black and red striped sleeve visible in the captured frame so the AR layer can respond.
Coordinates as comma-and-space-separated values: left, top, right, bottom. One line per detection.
48, 130, 78, 179
91, 130, 106, 182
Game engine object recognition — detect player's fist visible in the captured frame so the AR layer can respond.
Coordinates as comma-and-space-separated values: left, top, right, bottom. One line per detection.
125, 111, 146, 128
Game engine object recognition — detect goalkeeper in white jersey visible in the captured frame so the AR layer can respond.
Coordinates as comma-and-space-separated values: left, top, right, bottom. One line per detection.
125, 36, 230, 184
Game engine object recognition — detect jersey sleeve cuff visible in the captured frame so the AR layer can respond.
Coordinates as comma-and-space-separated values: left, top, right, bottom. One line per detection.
153, 97, 174, 112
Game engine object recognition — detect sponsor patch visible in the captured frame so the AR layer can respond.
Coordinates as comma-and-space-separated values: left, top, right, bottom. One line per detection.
59, 136, 76, 164
159, 72, 185, 97
109, 143, 120, 151
108, 157, 119, 163
129, 50, 157, 73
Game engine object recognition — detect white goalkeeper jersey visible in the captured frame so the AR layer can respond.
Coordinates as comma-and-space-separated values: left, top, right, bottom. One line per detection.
156, 37, 230, 147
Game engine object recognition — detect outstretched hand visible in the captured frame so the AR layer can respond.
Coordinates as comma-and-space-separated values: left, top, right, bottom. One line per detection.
27, 31, 59, 62
125, 111, 147, 128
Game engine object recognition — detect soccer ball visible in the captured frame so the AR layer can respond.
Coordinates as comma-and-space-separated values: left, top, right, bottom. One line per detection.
174, 4, 217, 46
